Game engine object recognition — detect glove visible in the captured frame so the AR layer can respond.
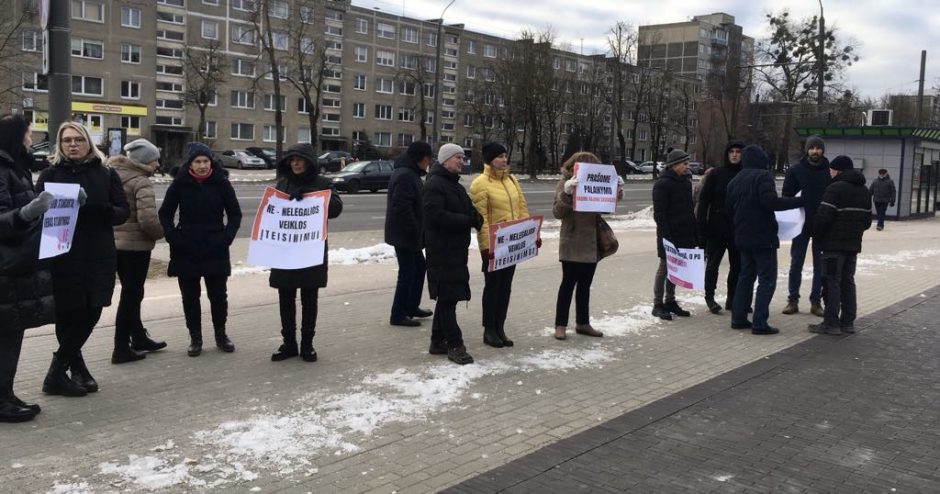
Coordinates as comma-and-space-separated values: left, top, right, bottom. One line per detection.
78, 187, 87, 206
563, 178, 578, 195
18, 190, 54, 221
536, 238, 542, 248
617, 176, 625, 187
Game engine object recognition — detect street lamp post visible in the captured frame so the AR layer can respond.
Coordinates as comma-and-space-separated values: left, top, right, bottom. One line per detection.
47, 0, 71, 136
433, 0, 456, 146
817, 0, 825, 110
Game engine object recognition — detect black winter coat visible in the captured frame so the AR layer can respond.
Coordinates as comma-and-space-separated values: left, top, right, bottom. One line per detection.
782, 155, 831, 235
727, 153, 804, 251
422, 164, 481, 302
385, 153, 426, 251
696, 148, 742, 241
653, 167, 698, 258
37, 156, 130, 311
0, 150, 54, 333
814, 170, 872, 253
870, 175, 897, 205
269, 143, 343, 290
159, 161, 242, 277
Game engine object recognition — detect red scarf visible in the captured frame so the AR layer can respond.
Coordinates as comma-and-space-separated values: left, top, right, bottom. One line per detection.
188, 166, 213, 184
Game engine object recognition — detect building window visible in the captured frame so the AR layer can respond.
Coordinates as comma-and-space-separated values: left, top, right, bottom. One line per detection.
263, 125, 284, 142
156, 64, 183, 75
374, 132, 391, 147
297, 127, 311, 143
399, 81, 416, 96
398, 133, 414, 146
423, 83, 435, 99
423, 58, 436, 73
156, 99, 184, 110
352, 131, 366, 142
400, 54, 417, 70
323, 83, 341, 94
230, 90, 255, 109
157, 30, 185, 41
231, 58, 256, 77
466, 40, 476, 54
269, 0, 288, 18
299, 6, 314, 22
354, 74, 367, 90
325, 25, 343, 37
156, 46, 183, 59
71, 39, 103, 60
323, 113, 340, 122
401, 27, 418, 43
155, 116, 184, 126
203, 0, 220, 5
376, 50, 394, 67
231, 123, 254, 140
398, 108, 415, 122
326, 40, 342, 51
322, 98, 341, 108
22, 31, 41, 52
120, 116, 142, 135
201, 20, 218, 40
375, 104, 393, 120
121, 7, 141, 28
232, 0, 255, 11
355, 18, 368, 34
156, 82, 184, 93
72, 1, 104, 23
232, 24, 255, 45
203, 121, 217, 139
272, 31, 289, 50
322, 127, 340, 137
263, 94, 286, 111
324, 10, 343, 21
466, 65, 476, 79
639, 130, 648, 141
354, 46, 368, 63
22, 72, 49, 92
157, 0, 184, 6
157, 11, 185, 24
375, 78, 394, 94
120, 80, 140, 99
483, 44, 496, 58
71, 75, 103, 96
377, 23, 395, 39
426, 31, 437, 47
352, 102, 365, 118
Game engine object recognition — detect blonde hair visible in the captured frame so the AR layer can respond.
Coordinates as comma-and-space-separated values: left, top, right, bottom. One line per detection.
50, 121, 105, 165
560, 151, 601, 175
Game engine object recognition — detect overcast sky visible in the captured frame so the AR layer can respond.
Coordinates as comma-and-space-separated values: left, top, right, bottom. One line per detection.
358, 0, 939, 101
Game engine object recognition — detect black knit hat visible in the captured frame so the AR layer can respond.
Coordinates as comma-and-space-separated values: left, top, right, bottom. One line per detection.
482, 142, 508, 164
806, 135, 825, 152
406, 141, 434, 162
664, 149, 690, 167
185, 142, 213, 164
830, 155, 854, 171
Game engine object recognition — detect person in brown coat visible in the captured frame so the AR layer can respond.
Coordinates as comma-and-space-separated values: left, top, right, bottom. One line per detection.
108, 139, 167, 364
552, 152, 622, 340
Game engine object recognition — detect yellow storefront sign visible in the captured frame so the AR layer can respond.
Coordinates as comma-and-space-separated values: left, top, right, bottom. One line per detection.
71, 102, 148, 116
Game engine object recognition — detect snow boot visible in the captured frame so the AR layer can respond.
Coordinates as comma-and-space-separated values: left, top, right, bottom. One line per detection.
300, 332, 317, 362
483, 327, 504, 348
705, 297, 722, 314
575, 324, 603, 337
782, 301, 799, 314
554, 326, 567, 340
810, 303, 825, 317
111, 343, 147, 364
664, 301, 690, 317
447, 345, 474, 365
214, 328, 235, 353
808, 323, 841, 335
42, 353, 87, 397
652, 304, 673, 321
752, 326, 780, 335
429, 340, 448, 355
69, 352, 98, 393
272, 328, 299, 361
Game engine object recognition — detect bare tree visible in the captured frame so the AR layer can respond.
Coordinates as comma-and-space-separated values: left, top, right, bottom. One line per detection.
397, 54, 437, 141
247, 0, 288, 157
0, 0, 34, 102
566, 57, 609, 159
182, 40, 227, 143
606, 21, 638, 163
705, 46, 752, 141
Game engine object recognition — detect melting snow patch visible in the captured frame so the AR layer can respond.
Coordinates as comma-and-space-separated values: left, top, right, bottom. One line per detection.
329, 243, 398, 265
99, 455, 201, 490
605, 206, 657, 230
857, 248, 940, 273
48, 482, 92, 494
713, 474, 734, 482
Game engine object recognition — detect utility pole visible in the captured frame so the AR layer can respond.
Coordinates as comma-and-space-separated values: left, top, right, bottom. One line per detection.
816, 0, 825, 110
915, 50, 927, 127
47, 0, 71, 136
433, 0, 456, 147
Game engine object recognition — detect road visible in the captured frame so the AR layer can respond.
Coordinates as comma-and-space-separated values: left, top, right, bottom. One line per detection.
154, 176, 658, 238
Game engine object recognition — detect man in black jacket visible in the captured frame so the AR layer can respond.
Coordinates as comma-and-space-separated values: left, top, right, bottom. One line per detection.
782, 135, 830, 317
696, 140, 744, 313
809, 156, 872, 335
869, 169, 896, 231
652, 149, 698, 320
727, 145, 804, 335
385, 141, 435, 327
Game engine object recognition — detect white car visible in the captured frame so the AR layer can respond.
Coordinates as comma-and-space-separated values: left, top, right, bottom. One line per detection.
218, 150, 267, 170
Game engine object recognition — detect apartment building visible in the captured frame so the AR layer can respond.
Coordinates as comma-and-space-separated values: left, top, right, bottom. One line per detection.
638, 13, 753, 83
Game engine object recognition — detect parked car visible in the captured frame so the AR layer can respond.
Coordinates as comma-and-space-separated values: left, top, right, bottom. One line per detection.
217, 150, 267, 170
30, 141, 51, 172
688, 161, 705, 175
318, 151, 356, 173
245, 147, 277, 169
323, 159, 394, 193
655, 161, 667, 174
637, 161, 657, 174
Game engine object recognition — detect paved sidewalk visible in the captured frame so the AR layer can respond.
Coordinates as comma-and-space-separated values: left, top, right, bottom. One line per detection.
448, 285, 940, 493
3, 218, 940, 493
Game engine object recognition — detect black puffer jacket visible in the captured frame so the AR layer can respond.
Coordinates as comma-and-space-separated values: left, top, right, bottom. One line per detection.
269, 143, 343, 290
696, 141, 743, 241
159, 158, 241, 277
422, 164, 482, 302
0, 150, 54, 333
653, 167, 698, 258
783, 154, 831, 235
385, 152, 426, 251
814, 170, 872, 253
37, 156, 130, 311
869, 175, 896, 205
727, 146, 804, 250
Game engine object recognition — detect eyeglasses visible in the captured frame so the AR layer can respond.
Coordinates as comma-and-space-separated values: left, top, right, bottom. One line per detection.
62, 137, 87, 145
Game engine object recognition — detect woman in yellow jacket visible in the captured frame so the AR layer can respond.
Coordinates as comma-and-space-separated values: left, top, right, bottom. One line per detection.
470, 142, 533, 348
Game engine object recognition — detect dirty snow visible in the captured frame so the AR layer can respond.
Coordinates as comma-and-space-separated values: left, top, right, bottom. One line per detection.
544, 303, 662, 338
47, 482, 93, 494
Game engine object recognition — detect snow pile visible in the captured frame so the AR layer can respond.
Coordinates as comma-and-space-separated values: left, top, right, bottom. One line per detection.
329, 243, 397, 265
99, 455, 201, 490
856, 248, 940, 272
591, 305, 663, 337
606, 206, 656, 230
48, 483, 92, 494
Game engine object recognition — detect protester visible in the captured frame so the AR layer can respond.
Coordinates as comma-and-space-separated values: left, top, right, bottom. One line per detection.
809, 156, 872, 335
0, 115, 55, 421
696, 141, 744, 314
552, 151, 618, 339
726, 145, 804, 335
423, 143, 482, 365
159, 143, 241, 357
37, 122, 129, 396
869, 168, 896, 231
782, 135, 830, 316
269, 143, 343, 362
470, 142, 533, 348
109, 139, 166, 364
651, 149, 698, 320
385, 141, 435, 327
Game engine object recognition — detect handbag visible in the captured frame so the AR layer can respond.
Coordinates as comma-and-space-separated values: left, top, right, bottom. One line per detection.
596, 215, 618, 260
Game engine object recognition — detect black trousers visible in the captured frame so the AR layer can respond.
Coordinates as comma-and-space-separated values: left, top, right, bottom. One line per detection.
555, 261, 597, 327
431, 299, 463, 348
482, 262, 516, 331
54, 306, 104, 365
278, 287, 318, 340
390, 247, 426, 322
704, 235, 741, 303
0, 331, 24, 400
178, 276, 228, 337
115, 250, 152, 345
823, 252, 858, 328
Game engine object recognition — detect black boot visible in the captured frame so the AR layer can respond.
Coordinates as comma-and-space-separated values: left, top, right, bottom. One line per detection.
271, 328, 299, 361
214, 328, 235, 353
130, 328, 167, 353
42, 353, 87, 397
483, 327, 504, 348
187, 327, 203, 357
496, 323, 514, 347
664, 300, 691, 317
112, 343, 147, 364
652, 304, 673, 320
69, 352, 98, 393
705, 297, 722, 314
0, 401, 36, 423
9, 395, 40, 415
299, 332, 317, 362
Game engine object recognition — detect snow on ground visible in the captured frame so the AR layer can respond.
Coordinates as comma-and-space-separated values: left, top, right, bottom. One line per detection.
605, 206, 656, 230
329, 243, 397, 265
856, 248, 940, 273
542, 302, 663, 338
47, 483, 92, 494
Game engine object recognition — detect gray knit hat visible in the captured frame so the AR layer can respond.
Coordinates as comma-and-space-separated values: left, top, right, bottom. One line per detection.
805, 135, 825, 152
664, 149, 690, 167
124, 138, 161, 165
437, 143, 464, 165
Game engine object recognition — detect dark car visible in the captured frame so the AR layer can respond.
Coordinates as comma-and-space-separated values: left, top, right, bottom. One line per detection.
688, 161, 705, 175
246, 147, 277, 169
30, 141, 51, 172
318, 151, 356, 173
324, 159, 393, 193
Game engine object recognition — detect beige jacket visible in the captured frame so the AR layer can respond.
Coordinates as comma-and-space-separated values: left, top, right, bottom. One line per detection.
108, 156, 164, 251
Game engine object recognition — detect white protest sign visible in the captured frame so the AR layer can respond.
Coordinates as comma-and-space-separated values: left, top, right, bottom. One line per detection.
38, 182, 80, 259
488, 215, 543, 272
247, 186, 329, 269
662, 238, 705, 290
776, 207, 805, 241
572, 163, 618, 213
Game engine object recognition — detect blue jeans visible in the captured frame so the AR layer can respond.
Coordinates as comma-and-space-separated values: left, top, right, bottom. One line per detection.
787, 232, 822, 304
874, 202, 888, 229
390, 247, 426, 322
733, 248, 777, 330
